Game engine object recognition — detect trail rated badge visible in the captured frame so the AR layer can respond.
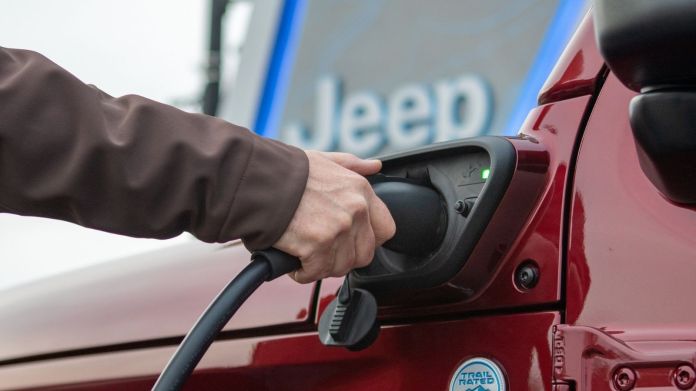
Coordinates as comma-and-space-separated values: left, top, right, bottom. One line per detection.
449, 357, 507, 391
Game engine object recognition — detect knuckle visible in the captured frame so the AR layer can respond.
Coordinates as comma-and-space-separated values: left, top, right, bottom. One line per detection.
346, 174, 365, 188
356, 248, 375, 268
362, 235, 376, 254
346, 195, 368, 216
318, 233, 336, 247
377, 216, 397, 241
366, 231, 377, 246
304, 229, 321, 243
296, 245, 313, 260
355, 201, 369, 217
357, 251, 374, 267
284, 242, 305, 258
355, 176, 371, 191
336, 212, 353, 233
307, 228, 331, 247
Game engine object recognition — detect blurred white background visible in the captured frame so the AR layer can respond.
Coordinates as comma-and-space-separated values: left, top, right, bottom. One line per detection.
0, 0, 252, 290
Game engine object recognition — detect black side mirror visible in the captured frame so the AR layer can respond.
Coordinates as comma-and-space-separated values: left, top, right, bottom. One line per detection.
595, 0, 696, 203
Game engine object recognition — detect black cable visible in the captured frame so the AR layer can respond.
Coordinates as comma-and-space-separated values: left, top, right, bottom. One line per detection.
152, 249, 300, 391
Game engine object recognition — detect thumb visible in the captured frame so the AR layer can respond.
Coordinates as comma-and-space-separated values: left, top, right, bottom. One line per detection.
319, 151, 382, 175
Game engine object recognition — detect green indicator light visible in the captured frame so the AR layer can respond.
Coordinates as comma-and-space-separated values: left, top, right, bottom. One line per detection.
481, 168, 490, 180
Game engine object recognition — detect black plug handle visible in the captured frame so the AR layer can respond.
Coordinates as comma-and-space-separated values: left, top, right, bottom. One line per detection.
251, 248, 301, 281
370, 177, 447, 256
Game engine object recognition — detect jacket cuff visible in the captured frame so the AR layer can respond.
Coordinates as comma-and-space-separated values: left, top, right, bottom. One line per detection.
223, 133, 309, 250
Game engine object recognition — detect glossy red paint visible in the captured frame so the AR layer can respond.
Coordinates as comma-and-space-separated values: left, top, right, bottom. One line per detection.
0, 312, 559, 391
538, 13, 604, 105
566, 73, 696, 330
559, 72, 696, 389
0, 241, 315, 363
553, 325, 696, 390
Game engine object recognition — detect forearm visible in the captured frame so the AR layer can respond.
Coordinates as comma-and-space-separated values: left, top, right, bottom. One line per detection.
0, 47, 308, 249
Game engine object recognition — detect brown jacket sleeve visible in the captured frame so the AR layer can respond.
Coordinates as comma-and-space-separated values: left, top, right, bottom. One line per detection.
0, 47, 309, 250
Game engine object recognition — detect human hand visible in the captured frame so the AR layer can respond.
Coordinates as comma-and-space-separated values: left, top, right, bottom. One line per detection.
273, 151, 396, 284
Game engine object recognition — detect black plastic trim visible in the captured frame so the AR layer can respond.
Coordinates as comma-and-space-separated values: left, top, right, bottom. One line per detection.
594, 0, 696, 92
351, 136, 516, 296
629, 91, 696, 204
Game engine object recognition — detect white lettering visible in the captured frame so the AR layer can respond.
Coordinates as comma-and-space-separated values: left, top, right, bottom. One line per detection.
339, 92, 385, 157
281, 74, 492, 155
387, 84, 433, 150
434, 75, 491, 142
284, 76, 339, 151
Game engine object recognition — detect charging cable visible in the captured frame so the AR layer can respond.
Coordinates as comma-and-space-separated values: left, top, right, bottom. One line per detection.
151, 248, 300, 391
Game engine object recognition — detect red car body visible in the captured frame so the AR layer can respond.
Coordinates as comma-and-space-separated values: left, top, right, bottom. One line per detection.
2, 14, 695, 391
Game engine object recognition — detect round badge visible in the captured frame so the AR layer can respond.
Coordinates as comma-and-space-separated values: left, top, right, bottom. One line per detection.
449, 357, 507, 391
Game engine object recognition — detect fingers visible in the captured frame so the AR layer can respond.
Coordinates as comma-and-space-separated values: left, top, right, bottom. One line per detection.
290, 199, 374, 284
276, 150, 393, 285
292, 256, 324, 284
319, 151, 395, 245
290, 231, 355, 284
368, 191, 396, 246
319, 151, 382, 176
291, 250, 329, 284
353, 215, 376, 268
330, 230, 358, 276
318, 151, 394, 245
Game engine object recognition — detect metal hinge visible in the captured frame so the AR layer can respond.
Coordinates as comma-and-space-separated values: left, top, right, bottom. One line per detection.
552, 325, 696, 390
